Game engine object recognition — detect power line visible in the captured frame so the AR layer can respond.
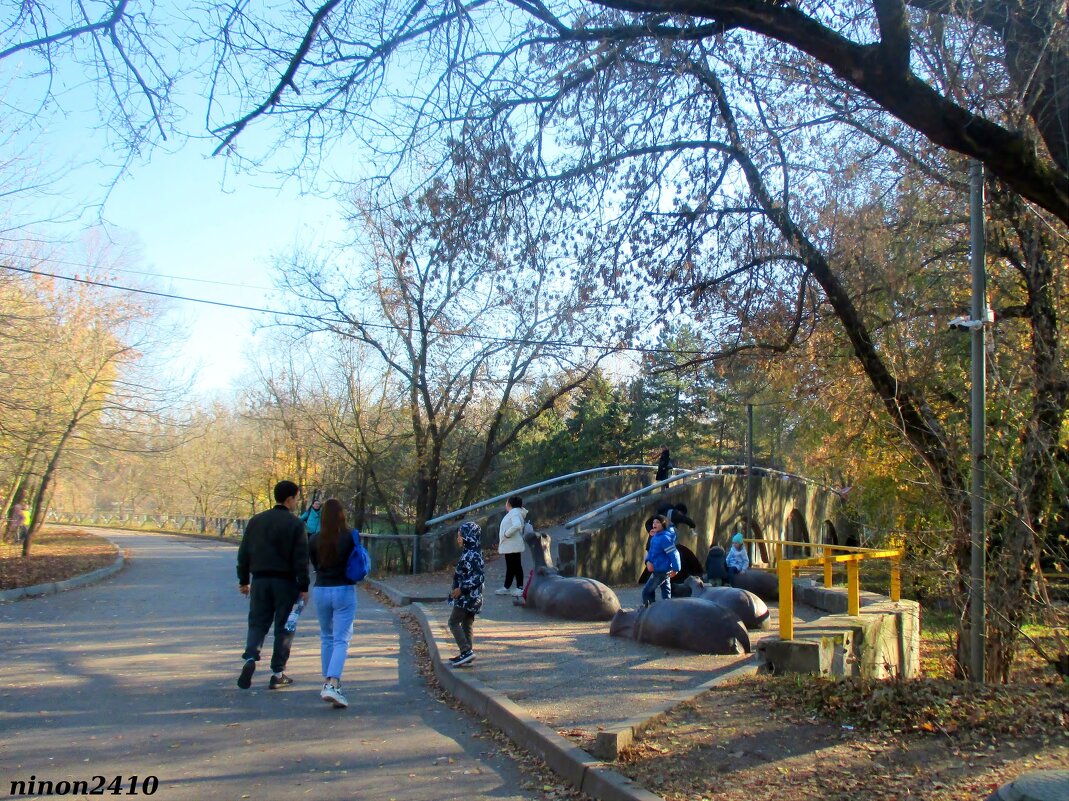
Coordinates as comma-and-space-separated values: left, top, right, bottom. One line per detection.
0, 262, 687, 357
0, 250, 277, 292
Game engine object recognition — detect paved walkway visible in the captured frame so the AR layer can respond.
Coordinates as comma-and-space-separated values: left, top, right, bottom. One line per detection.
375, 542, 820, 743
0, 530, 538, 801
1, 528, 820, 800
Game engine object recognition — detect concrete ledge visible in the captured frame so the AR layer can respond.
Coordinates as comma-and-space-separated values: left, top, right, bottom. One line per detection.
367, 578, 445, 607
793, 580, 886, 614
592, 661, 757, 760
0, 549, 125, 603
407, 603, 663, 801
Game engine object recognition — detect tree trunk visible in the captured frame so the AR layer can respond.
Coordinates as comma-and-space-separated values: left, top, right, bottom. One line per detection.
22, 422, 76, 557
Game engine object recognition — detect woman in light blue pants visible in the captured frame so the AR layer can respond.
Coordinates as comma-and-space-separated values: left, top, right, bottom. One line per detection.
308, 498, 358, 709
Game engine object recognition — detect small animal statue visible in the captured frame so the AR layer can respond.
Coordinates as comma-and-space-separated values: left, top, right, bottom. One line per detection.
731, 567, 780, 601
521, 529, 621, 622
698, 586, 771, 630
609, 598, 750, 655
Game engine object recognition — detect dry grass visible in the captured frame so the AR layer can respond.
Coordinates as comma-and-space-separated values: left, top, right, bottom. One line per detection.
0, 527, 118, 590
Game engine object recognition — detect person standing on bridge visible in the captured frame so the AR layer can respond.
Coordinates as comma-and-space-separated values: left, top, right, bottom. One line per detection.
236, 480, 310, 691
495, 496, 528, 598
655, 446, 674, 482
308, 498, 358, 709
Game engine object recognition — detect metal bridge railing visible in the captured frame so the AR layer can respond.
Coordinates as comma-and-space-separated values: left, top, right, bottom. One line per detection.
761, 538, 904, 640
423, 465, 655, 530
563, 463, 836, 532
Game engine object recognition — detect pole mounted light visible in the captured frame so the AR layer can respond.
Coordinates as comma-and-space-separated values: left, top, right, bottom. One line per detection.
968, 160, 987, 683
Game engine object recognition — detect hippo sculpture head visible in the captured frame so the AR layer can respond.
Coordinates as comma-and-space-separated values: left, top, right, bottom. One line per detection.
609, 598, 750, 655
521, 529, 621, 621
698, 586, 771, 630
730, 568, 780, 601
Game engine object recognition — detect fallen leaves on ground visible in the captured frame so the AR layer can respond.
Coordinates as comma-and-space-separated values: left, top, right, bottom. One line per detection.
616, 674, 1068, 801
0, 528, 118, 590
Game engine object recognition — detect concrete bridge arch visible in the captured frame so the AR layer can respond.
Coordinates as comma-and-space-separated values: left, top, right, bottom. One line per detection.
557, 467, 855, 585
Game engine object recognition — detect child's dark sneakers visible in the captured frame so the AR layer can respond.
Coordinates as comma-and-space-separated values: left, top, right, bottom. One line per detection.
268, 673, 293, 689
451, 650, 475, 667
237, 658, 256, 689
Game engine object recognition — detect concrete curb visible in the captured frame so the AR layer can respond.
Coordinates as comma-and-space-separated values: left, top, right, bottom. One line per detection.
408, 603, 663, 801
0, 546, 125, 602
366, 578, 445, 607
592, 660, 757, 760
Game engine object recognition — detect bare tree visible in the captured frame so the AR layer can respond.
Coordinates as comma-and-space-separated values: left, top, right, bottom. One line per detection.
198, 0, 1066, 223
277, 177, 623, 531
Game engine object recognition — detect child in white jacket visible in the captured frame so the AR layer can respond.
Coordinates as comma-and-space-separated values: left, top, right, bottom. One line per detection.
726, 532, 750, 574
495, 496, 528, 597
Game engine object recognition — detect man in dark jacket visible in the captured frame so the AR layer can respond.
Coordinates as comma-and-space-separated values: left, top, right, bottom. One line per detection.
236, 480, 310, 690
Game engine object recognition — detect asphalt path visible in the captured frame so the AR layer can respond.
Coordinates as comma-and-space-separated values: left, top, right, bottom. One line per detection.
0, 530, 538, 801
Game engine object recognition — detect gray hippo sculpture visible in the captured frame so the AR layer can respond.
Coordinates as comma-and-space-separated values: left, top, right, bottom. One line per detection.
609, 598, 750, 655
698, 586, 771, 630
731, 568, 780, 601
520, 530, 621, 621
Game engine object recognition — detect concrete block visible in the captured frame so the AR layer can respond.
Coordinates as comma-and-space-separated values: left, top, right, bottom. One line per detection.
756, 638, 833, 675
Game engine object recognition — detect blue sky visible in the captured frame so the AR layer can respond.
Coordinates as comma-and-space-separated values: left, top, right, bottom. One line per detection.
2, 24, 351, 398
101, 148, 348, 395
3, 123, 349, 396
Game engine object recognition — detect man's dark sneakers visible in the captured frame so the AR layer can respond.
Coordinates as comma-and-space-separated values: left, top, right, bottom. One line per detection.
237, 658, 256, 689
268, 673, 293, 689
451, 650, 474, 667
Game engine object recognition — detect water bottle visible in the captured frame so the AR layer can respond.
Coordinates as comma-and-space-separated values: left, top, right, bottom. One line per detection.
284, 598, 306, 633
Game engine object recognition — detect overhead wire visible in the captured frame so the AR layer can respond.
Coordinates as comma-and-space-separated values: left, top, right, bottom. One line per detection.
0, 261, 691, 357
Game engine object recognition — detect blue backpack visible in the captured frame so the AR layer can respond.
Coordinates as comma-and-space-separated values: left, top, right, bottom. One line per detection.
345, 531, 372, 582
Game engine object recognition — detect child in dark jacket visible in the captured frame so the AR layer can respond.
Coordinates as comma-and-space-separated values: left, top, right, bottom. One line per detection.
642, 515, 681, 606
705, 544, 730, 585
447, 521, 484, 667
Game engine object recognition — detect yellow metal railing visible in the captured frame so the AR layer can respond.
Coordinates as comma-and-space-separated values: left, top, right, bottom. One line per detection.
743, 539, 904, 640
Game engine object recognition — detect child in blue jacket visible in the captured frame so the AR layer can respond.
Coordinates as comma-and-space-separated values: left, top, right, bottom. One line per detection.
642, 515, 681, 606
447, 521, 484, 667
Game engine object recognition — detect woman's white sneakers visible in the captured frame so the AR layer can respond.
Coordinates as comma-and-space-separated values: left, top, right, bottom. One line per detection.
321, 683, 348, 708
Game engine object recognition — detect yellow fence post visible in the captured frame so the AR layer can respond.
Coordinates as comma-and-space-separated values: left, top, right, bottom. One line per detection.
847, 558, 860, 616
778, 560, 794, 640
824, 558, 833, 588
890, 551, 902, 601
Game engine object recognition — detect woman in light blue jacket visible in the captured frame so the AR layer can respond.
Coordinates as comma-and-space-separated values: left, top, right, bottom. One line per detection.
301, 498, 322, 536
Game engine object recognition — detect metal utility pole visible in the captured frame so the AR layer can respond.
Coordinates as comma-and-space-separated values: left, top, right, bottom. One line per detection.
746, 403, 754, 539
969, 160, 987, 683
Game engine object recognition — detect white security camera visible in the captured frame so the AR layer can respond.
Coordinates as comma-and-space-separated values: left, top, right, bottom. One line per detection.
948, 309, 994, 331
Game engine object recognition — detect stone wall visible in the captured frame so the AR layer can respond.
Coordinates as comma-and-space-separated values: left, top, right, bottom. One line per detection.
559, 473, 855, 585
